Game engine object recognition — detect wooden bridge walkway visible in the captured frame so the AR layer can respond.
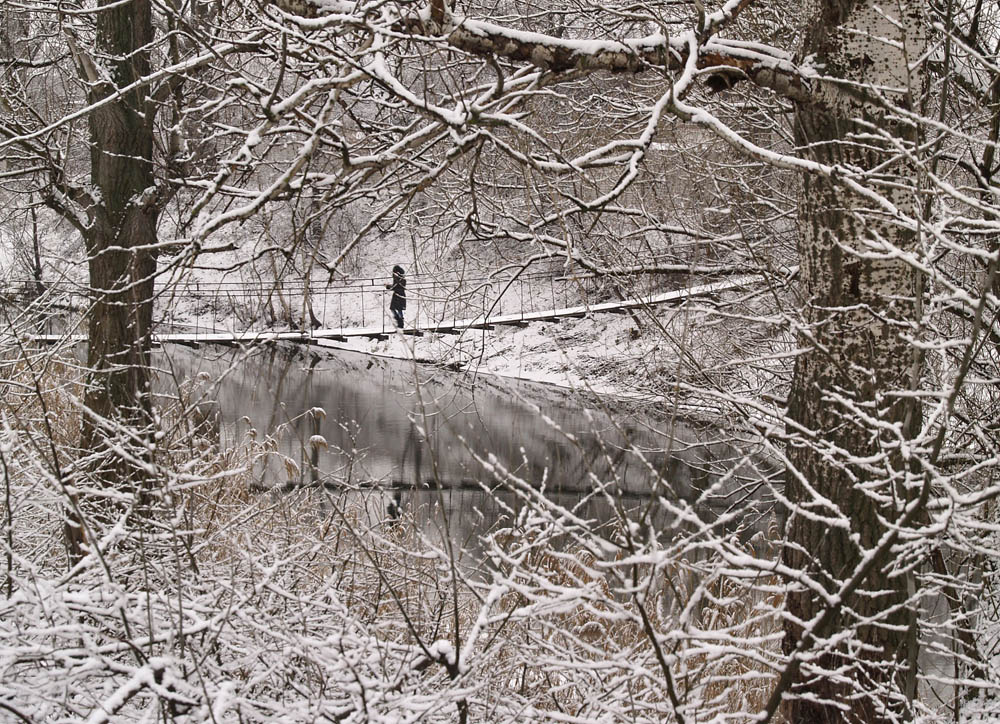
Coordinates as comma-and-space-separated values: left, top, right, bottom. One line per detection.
29, 276, 752, 347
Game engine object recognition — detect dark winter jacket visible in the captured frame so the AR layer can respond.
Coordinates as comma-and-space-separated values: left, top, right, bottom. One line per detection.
388, 275, 406, 310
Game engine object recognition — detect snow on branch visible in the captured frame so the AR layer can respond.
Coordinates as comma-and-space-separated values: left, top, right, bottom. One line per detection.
264, 0, 812, 102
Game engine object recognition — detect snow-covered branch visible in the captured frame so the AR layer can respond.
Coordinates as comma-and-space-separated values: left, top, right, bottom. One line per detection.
265, 0, 812, 102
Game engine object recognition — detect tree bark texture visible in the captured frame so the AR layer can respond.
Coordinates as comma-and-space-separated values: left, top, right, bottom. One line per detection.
76, 0, 160, 535
782, 1, 926, 721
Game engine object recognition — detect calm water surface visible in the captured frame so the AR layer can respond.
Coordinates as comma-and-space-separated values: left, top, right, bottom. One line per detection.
160, 345, 772, 549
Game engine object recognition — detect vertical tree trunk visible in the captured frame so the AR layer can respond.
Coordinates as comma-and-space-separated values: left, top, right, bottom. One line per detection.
781, 2, 926, 721
72, 0, 160, 548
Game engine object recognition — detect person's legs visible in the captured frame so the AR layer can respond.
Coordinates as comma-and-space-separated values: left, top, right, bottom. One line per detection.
392, 308, 404, 328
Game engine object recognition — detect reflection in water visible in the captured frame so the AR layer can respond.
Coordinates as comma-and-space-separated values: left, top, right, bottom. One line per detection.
158, 345, 774, 552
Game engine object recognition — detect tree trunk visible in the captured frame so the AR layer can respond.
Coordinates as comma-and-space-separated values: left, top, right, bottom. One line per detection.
71, 0, 160, 552
781, 2, 926, 721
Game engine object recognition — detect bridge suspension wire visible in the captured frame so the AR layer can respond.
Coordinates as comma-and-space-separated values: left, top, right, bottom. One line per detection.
11, 271, 762, 347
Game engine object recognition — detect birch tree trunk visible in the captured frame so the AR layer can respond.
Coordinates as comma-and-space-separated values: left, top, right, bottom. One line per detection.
782, 2, 927, 721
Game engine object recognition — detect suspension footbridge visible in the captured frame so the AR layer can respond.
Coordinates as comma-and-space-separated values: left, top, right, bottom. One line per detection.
16, 273, 754, 347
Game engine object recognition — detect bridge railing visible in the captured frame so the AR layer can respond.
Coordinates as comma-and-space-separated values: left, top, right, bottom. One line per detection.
4, 261, 696, 341
0, 283, 87, 339
155, 269, 643, 337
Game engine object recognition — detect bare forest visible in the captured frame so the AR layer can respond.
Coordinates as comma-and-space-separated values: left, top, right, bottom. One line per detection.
2, 0, 1000, 721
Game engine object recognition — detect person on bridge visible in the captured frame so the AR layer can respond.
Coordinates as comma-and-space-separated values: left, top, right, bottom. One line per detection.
386, 265, 406, 328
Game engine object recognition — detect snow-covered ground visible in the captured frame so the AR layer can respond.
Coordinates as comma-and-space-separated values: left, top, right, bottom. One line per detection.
315, 311, 657, 398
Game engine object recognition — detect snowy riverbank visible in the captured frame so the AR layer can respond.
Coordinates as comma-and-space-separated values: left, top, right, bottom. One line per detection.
310, 308, 670, 400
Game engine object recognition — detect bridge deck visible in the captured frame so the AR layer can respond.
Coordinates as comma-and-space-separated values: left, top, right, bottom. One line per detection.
28, 276, 749, 346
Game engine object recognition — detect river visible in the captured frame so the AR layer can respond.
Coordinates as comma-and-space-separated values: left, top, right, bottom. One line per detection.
159, 344, 774, 551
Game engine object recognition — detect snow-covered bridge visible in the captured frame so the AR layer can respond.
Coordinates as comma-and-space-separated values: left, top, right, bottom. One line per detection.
23, 275, 753, 347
